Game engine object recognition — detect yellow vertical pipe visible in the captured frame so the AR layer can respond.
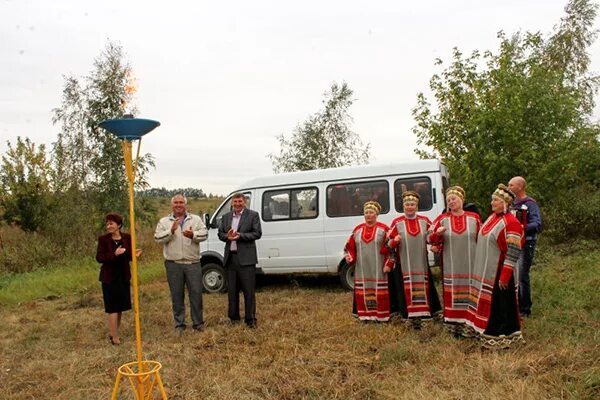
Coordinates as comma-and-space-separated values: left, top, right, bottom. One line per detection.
111, 371, 123, 400
122, 140, 145, 399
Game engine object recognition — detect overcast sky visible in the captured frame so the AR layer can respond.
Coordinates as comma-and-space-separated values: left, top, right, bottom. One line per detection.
2, 0, 598, 195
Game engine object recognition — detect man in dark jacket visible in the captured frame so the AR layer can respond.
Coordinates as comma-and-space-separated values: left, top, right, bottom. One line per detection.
509, 176, 542, 317
218, 192, 262, 327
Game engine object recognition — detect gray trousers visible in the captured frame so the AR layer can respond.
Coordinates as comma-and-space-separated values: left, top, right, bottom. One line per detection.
165, 261, 203, 328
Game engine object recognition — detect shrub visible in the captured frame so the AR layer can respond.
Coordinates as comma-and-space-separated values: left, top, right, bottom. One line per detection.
0, 225, 63, 274
542, 186, 600, 243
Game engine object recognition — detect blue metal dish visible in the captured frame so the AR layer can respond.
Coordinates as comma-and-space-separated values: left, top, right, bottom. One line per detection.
98, 117, 160, 140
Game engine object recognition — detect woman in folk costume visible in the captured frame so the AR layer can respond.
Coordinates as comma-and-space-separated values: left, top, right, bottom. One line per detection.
388, 191, 441, 327
344, 201, 395, 321
466, 184, 524, 348
429, 186, 481, 337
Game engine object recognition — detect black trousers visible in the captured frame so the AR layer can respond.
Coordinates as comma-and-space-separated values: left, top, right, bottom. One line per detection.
226, 253, 256, 324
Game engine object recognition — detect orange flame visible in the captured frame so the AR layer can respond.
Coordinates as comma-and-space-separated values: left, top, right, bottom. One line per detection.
122, 70, 138, 112
125, 70, 138, 94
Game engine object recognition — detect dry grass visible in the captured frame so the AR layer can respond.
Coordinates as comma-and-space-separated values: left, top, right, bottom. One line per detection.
1, 262, 598, 400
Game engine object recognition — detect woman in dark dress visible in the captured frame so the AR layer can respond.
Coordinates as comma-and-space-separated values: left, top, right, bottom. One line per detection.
465, 184, 524, 348
96, 213, 141, 345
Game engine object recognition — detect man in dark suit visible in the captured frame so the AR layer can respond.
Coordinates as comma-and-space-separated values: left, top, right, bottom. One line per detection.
218, 192, 262, 327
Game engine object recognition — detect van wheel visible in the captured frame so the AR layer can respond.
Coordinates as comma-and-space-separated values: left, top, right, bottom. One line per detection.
202, 263, 227, 293
339, 261, 355, 291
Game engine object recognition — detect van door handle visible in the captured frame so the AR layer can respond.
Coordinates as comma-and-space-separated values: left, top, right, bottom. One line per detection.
268, 248, 280, 258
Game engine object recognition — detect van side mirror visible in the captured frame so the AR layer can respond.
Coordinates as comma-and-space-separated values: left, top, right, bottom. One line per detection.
204, 213, 211, 229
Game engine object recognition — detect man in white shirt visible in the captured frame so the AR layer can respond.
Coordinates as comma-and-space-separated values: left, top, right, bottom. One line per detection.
155, 194, 208, 333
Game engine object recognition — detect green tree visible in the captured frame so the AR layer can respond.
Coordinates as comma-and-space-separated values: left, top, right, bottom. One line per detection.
51, 76, 90, 192
269, 82, 370, 173
412, 0, 600, 211
52, 40, 155, 216
0, 137, 53, 232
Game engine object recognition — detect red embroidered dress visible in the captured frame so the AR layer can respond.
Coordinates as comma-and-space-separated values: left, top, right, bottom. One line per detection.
429, 211, 481, 325
389, 215, 440, 318
345, 222, 393, 321
465, 212, 523, 339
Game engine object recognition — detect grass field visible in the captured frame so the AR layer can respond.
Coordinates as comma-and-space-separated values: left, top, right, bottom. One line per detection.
0, 243, 598, 399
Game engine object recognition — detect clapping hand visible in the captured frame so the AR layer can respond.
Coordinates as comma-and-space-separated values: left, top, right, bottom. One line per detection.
227, 228, 240, 241
436, 227, 446, 235
183, 227, 194, 239
115, 245, 126, 256
171, 217, 181, 234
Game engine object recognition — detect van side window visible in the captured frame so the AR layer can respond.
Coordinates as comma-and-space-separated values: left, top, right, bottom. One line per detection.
326, 181, 389, 217
262, 187, 318, 221
394, 177, 433, 212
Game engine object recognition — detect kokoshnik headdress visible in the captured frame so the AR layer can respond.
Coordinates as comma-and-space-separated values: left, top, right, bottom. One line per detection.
492, 183, 516, 204
446, 186, 465, 201
363, 200, 382, 214
402, 190, 420, 204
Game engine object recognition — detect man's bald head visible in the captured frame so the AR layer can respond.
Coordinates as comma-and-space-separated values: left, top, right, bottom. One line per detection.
508, 176, 527, 197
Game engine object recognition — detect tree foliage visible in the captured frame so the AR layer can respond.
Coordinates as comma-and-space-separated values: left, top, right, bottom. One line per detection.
0, 41, 160, 273
413, 0, 600, 219
0, 137, 53, 232
138, 187, 207, 198
269, 82, 370, 173
52, 41, 155, 215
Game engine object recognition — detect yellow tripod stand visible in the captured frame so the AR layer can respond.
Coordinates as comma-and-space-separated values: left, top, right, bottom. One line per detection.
98, 118, 166, 400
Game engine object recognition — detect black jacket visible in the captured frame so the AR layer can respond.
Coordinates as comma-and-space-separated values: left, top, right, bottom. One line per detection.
218, 208, 262, 266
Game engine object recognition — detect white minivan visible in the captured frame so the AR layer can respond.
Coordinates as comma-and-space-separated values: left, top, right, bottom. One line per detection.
200, 159, 449, 292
